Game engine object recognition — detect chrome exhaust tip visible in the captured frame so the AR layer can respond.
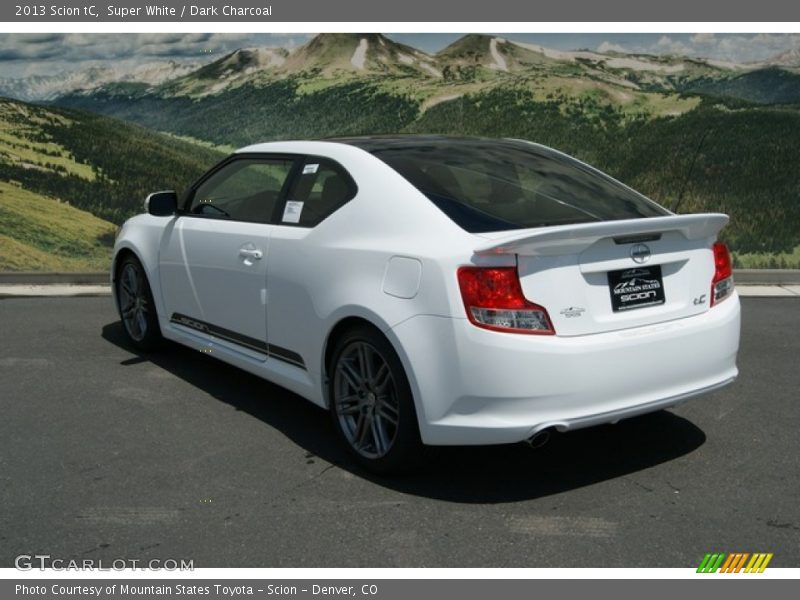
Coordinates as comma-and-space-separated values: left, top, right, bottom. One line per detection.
525, 429, 551, 449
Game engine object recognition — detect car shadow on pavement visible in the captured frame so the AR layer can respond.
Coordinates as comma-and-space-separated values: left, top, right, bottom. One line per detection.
103, 321, 707, 504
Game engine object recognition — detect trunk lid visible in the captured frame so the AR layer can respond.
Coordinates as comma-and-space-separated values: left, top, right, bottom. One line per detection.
474, 214, 728, 336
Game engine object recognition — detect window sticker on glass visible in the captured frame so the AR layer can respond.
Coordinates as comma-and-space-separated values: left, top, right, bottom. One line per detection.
282, 200, 304, 223
302, 163, 319, 175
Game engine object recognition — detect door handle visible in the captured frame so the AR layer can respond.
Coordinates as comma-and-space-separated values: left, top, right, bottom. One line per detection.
239, 248, 263, 260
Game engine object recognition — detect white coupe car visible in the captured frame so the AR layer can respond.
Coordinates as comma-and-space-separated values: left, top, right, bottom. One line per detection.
112, 136, 741, 472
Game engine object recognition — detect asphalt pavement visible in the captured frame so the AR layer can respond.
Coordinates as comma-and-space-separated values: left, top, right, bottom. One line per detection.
0, 296, 798, 567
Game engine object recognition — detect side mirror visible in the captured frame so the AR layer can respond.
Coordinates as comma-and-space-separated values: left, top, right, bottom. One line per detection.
145, 191, 178, 216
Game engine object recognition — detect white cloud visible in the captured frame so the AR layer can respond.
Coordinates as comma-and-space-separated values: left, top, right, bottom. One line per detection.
269, 33, 313, 39
712, 33, 800, 62
654, 35, 693, 56
690, 33, 716, 46
592, 33, 800, 64
0, 33, 254, 77
597, 41, 627, 54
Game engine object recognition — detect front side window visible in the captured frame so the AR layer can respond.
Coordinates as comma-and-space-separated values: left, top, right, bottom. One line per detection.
189, 158, 295, 223
369, 140, 669, 233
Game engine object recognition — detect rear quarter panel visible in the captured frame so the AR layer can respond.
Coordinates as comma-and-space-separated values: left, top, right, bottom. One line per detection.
260, 144, 478, 407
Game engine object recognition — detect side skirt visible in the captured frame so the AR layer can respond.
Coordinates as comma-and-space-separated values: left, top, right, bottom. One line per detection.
170, 312, 306, 370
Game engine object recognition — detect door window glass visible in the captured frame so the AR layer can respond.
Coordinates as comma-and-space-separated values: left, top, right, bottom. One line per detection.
189, 158, 294, 223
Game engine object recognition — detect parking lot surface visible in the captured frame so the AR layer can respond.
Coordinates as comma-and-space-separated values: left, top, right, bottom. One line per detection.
1, 297, 798, 567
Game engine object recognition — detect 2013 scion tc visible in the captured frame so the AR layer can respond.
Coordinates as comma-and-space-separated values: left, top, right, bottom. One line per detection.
112, 136, 740, 472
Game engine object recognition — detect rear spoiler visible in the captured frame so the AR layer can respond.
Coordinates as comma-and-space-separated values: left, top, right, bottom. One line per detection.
474, 214, 729, 256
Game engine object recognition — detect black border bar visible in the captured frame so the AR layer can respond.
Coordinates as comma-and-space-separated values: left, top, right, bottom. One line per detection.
3, 1, 800, 22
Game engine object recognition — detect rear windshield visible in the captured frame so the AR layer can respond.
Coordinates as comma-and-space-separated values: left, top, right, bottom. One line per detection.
370, 140, 669, 233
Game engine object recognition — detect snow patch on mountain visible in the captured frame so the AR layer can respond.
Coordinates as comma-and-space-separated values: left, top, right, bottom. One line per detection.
351, 38, 368, 70
489, 38, 508, 72
420, 62, 442, 78
510, 40, 686, 73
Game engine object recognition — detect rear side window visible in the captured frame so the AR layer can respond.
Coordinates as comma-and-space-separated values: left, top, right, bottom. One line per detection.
281, 159, 356, 227
370, 141, 668, 233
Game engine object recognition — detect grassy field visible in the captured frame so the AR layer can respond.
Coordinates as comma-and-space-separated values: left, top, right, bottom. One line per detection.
0, 181, 115, 271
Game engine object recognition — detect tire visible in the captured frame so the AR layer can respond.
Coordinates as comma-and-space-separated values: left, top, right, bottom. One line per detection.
328, 325, 424, 474
115, 254, 163, 351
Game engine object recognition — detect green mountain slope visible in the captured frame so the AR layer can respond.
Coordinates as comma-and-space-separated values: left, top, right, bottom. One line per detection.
0, 97, 225, 271
54, 83, 800, 257
0, 181, 115, 271
60, 80, 419, 146
0, 97, 223, 225
682, 67, 800, 104
43, 34, 800, 260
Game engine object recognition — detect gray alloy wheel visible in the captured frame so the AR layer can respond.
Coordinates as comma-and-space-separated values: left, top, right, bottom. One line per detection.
328, 326, 423, 473
118, 262, 149, 342
333, 341, 400, 459
116, 255, 162, 351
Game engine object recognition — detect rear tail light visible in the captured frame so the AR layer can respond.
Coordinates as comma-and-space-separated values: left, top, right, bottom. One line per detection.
457, 267, 555, 334
711, 241, 734, 306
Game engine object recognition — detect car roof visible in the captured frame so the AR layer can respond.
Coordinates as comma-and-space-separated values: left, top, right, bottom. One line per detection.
234, 136, 536, 158
329, 135, 526, 153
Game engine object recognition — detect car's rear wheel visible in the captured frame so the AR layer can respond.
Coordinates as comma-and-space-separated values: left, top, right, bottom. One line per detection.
116, 254, 162, 351
328, 326, 423, 473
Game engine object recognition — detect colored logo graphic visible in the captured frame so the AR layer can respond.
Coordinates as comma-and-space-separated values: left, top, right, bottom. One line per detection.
697, 553, 773, 573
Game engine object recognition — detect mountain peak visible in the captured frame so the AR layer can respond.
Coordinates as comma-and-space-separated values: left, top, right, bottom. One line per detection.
436, 34, 544, 73
307, 33, 390, 46
437, 34, 494, 59
285, 33, 437, 76
187, 47, 288, 82
767, 46, 800, 67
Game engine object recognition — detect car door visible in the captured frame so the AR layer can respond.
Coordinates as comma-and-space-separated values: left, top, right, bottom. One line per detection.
159, 155, 298, 360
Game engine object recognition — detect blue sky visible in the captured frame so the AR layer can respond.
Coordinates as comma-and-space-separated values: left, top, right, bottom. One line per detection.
0, 33, 798, 78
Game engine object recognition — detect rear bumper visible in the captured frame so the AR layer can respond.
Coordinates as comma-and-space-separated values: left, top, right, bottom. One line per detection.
389, 293, 740, 445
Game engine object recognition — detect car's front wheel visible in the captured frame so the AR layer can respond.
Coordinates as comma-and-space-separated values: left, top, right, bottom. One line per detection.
328, 326, 423, 473
115, 254, 162, 351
